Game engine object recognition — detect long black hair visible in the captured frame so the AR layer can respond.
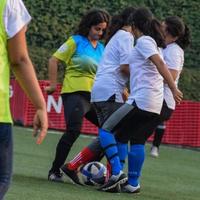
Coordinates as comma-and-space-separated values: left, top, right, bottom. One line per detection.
105, 7, 136, 44
165, 16, 191, 49
75, 9, 110, 39
131, 7, 166, 48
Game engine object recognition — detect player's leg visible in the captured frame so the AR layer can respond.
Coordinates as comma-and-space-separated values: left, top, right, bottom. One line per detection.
0, 124, 13, 200
61, 137, 104, 184
150, 123, 165, 157
98, 103, 134, 191
121, 110, 159, 193
66, 137, 103, 171
150, 102, 174, 157
48, 93, 91, 182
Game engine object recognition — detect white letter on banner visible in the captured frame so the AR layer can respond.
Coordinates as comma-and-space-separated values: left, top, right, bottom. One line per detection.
9, 85, 13, 98
47, 95, 62, 113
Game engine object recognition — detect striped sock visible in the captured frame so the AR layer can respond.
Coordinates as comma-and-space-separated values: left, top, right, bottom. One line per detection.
67, 147, 95, 170
105, 161, 112, 182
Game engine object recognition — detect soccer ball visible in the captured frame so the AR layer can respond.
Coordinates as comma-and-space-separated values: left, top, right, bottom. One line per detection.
80, 161, 107, 186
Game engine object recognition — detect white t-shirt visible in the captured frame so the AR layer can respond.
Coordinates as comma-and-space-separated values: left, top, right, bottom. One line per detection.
163, 43, 184, 110
91, 30, 134, 103
3, 0, 31, 39
127, 36, 164, 114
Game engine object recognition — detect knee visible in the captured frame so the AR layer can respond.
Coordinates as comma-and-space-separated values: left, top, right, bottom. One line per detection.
59, 131, 80, 147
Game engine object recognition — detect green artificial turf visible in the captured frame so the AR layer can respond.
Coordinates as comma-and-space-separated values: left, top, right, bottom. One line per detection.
5, 126, 200, 200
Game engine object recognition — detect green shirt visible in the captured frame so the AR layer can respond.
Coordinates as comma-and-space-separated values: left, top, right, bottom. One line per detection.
53, 35, 104, 94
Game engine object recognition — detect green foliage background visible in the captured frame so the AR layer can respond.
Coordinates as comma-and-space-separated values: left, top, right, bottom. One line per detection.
24, 0, 200, 100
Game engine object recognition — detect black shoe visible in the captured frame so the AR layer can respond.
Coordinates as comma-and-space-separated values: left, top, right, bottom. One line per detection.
121, 182, 140, 193
102, 184, 121, 193
48, 171, 64, 183
98, 171, 127, 192
60, 165, 82, 185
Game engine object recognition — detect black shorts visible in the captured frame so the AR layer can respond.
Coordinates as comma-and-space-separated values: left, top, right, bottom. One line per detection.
93, 101, 159, 144
92, 101, 123, 128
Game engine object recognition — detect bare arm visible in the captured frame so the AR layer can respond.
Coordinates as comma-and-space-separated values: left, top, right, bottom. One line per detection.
8, 26, 48, 144
119, 64, 130, 101
122, 87, 129, 102
120, 64, 130, 76
149, 54, 183, 104
44, 56, 60, 94
165, 68, 179, 82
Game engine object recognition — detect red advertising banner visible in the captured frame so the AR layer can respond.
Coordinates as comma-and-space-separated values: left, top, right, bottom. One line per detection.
10, 79, 97, 135
10, 79, 200, 147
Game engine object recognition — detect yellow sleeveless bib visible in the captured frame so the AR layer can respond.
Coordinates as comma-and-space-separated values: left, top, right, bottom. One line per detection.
0, 0, 12, 123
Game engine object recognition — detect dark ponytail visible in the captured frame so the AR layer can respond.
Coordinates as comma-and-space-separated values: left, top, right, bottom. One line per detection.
149, 19, 166, 48
105, 15, 123, 44
177, 24, 191, 49
105, 7, 136, 44
131, 7, 165, 48
165, 16, 191, 49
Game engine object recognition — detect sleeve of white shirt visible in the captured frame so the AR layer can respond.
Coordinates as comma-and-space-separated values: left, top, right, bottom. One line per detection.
136, 36, 159, 60
164, 46, 183, 71
119, 32, 134, 65
4, 0, 32, 39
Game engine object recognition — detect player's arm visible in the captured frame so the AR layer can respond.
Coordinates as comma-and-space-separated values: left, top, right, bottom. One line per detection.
149, 54, 183, 104
120, 64, 130, 76
45, 56, 60, 94
122, 87, 129, 102
8, 26, 48, 144
45, 36, 76, 94
119, 64, 130, 102
164, 69, 179, 82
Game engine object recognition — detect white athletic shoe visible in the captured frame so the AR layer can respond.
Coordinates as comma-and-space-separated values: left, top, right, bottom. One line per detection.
150, 146, 159, 158
121, 182, 140, 193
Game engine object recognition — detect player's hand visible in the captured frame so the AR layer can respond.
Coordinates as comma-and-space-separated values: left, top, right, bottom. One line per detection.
44, 85, 56, 95
122, 88, 129, 102
172, 87, 183, 104
32, 108, 48, 144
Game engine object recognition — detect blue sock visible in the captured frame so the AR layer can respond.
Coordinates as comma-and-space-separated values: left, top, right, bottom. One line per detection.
117, 142, 128, 169
99, 128, 121, 175
128, 144, 145, 186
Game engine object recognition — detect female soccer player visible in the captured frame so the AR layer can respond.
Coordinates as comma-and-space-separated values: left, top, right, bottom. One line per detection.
60, 6, 136, 184
150, 16, 191, 157
45, 9, 110, 183
95, 7, 182, 193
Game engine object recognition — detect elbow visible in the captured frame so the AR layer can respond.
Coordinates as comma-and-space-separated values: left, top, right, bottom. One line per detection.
49, 57, 58, 65
10, 55, 30, 68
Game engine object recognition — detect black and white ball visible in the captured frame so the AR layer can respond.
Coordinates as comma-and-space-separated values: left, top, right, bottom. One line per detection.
80, 161, 107, 186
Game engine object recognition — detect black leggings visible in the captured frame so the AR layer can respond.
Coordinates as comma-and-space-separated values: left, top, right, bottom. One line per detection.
49, 92, 98, 173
